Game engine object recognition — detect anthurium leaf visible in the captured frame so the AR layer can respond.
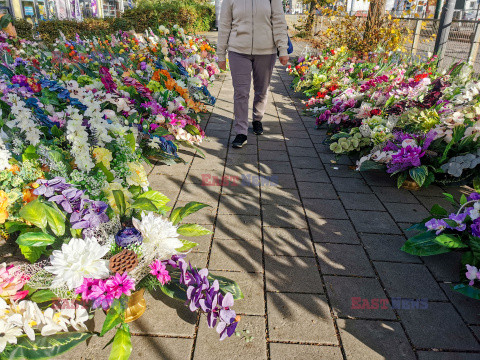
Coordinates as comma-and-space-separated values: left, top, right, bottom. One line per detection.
19, 245, 46, 263
19, 199, 47, 230
177, 224, 212, 237
401, 231, 452, 256
112, 190, 126, 217
409, 165, 428, 187
2, 332, 92, 360
131, 198, 157, 212
30, 289, 58, 303
175, 239, 199, 252
208, 273, 244, 300
44, 204, 66, 236
100, 299, 125, 337
358, 160, 386, 171
136, 190, 170, 208
108, 324, 132, 360
433, 234, 467, 248
397, 172, 407, 188
452, 284, 480, 300
16, 231, 55, 247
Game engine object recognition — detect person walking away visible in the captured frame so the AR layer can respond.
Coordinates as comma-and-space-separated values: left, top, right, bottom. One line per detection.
217, 0, 289, 148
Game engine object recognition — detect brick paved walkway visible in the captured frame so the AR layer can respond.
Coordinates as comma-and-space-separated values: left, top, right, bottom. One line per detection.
65, 38, 480, 359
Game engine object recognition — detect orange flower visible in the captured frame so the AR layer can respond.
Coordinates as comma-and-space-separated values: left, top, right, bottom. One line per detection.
8, 165, 19, 174
22, 188, 37, 205
0, 190, 9, 224
165, 78, 176, 91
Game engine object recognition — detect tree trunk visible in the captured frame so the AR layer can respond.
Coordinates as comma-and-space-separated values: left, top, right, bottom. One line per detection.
304, 0, 317, 36
364, 0, 387, 39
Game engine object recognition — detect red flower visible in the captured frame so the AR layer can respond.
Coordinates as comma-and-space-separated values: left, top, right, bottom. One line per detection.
330, 49, 335, 55
370, 109, 381, 116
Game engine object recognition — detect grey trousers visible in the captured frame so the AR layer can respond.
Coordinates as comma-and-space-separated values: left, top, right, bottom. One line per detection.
229, 51, 276, 135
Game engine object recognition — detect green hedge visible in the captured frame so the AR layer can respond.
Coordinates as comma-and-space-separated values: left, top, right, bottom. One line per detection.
14, 19, 34, 40
37, 0, 215, 45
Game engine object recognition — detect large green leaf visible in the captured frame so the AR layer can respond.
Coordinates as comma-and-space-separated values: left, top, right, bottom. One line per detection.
209, 273, 244, 300
100, 299, 125, 337
30, 289, 58, 303
108, 325, 132, 360
175, 239, 199, 252
452, 284, 480, 300
430, 204, 448, 217
401, 231, 452, 256
136, 190, 170, 209
177, 224, 212, 237
5, 221, 31, 234
16, 232, 55, 247
96, 162, 115, 182
19, 245, 46, 263
131, 198, 157, 212
409, 166, 428, 187
44, 204, 66, 236
170, 202, 210, 225
169, 207, 183, 225
19, 200, 47, 230
434, 234, 468, 249
124, 133, 136, 153
358, 160, 386, 172
112, 190, 126, 217
2, 332, 92, 360
397, 172, 407, 188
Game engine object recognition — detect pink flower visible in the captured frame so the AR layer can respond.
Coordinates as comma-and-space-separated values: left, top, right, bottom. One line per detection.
90, 281, 114, 310
105, 273, 135, 299
75, 278, 100, 301
0, 263, 29, 302
149, 260, 171, 285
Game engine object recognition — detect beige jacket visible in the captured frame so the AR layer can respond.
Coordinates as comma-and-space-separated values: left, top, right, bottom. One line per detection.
217, 0, 289, 62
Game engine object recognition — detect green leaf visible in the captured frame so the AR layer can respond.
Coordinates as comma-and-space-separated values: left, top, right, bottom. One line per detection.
136, 190, 170, 209
112, 190, 126, 217
100, 299, 125, 337
444, 219, 458, 229
22, 145, 39, 162
51, 125, 63, 137
460, 194, 468, 206
96, 162, 115, 182
171, 202, 210, 225
30, 289, 58, 303
19, 199, 47, 230
443, 193, 457, 206
409, 166, 428, 187
209, 273, 244, 300
153, 127, 170, 136
184, 124, 201, 136
5, 221, 30, 234
131, 198, 157, 212
175, 239, 199, 252
124, 133, 136, 153
469, 235, 480, 260
3, 332, 92, 360
434, 234, 468, 248
16, 231, 55, 247
169, 207, 183, 225
19, 245, 46, 263
44, 204, 66, 236
473, 177, 480, 192
401, 231, 452, 256
452, 284, 480, 300
177, 224, 212, 237
108, 325, 132, 360
397, 172, 407, 188
430, 204, 448, 217
358, 160, 386, 172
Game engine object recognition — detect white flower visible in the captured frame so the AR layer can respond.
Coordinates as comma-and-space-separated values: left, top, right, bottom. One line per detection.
41, 308, 69, 336
133, 212, 183, 262
402, 139, 417, 148
45, 237, 110, 289
0, 320, 22, 352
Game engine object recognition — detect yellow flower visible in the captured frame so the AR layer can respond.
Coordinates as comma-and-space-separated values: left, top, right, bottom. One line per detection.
92, 147, 113, 170
0, 190, 10, 224
126, 162, 149, 190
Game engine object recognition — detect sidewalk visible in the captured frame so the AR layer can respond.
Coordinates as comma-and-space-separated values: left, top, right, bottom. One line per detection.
68, 38, 480, 359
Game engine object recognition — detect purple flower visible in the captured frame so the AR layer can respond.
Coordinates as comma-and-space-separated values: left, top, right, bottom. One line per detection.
425, 218, 448, 235
216, 293, 237, 340
115, 227, 143, 248
90, 281, 114, 310
33, 177, 69, 198
468, 193, 480, 202
447, 213, 467, 232
49, 187, 84, 213
471, 219, 480, 237
71, 200, 109, 229
386, 145, 425, 174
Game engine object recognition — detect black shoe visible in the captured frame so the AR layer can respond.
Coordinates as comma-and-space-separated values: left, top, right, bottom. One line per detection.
232, 134, 248, 148
253, 121, 263, 135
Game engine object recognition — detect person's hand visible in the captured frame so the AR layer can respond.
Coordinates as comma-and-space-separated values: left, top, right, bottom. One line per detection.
279, 56, 289, 66
218, 61, 227, 71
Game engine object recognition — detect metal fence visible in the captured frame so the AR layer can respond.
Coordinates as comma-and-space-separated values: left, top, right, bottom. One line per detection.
286, 14, 480, 72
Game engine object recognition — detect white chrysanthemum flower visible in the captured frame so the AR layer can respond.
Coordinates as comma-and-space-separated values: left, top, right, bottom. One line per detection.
133, 212, 183, 262
45, 237, 110, 290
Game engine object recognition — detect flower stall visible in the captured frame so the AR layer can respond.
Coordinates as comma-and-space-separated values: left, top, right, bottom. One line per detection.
0, 26, 242, 359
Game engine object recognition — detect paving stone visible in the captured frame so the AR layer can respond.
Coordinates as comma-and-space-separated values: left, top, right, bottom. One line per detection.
258, 141, 287, 151
359, 234, 421, 263
337, 319, 415, 360
362, 174, 400, 189
374, 262, 447, 301
259, 150, 289, 162
324, 276, 396, 319
290, 156, 324, 170
315, 243, 376, 277
177, 183, 221, 203
221, 181, 260, 196
210, 271, 264, 315
269, 344, 343, 359
292, 168, 330, 183
214, 215, 262, 240
193, 315, 267, 360
265, 255, 323, 293
348, 210, 402, 234
284, 130, 310, 139
304, 199, 349, 220
259, 160, 293, 174
325, 164, 363, 178
440, 283, 480, 324
263, 227, 314, 256
267, 293, 338, 344
415, 195, 456, 213
417, 351, 480, 360
414, 185, 446, 197
185, 169, 224, 185
383, 202, 430, 223
261, 186, 302, 206
218, 195, 260, 216
398, 302, 480, 350
297, 181, 338, 199
422, 252, 462, 282
471, 325, 480, 339
262, 204, 308, 228
262, 173, 297, 189
331, 177, 372, 193
188, 251, 209, 268
319, 153, 354, 165
285, 137, 315, 148
340, 192, 385, 211
128, 290, 196, 336
209, 239, 262, 272
287, 146, 318, 158
310, 219, 360, 244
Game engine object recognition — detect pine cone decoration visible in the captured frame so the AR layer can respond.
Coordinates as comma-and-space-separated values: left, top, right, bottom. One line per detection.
109, 249, 138, 274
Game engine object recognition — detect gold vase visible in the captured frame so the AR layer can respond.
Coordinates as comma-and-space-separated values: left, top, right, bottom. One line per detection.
124, 288, 146, 323
401, 179, 420, 191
